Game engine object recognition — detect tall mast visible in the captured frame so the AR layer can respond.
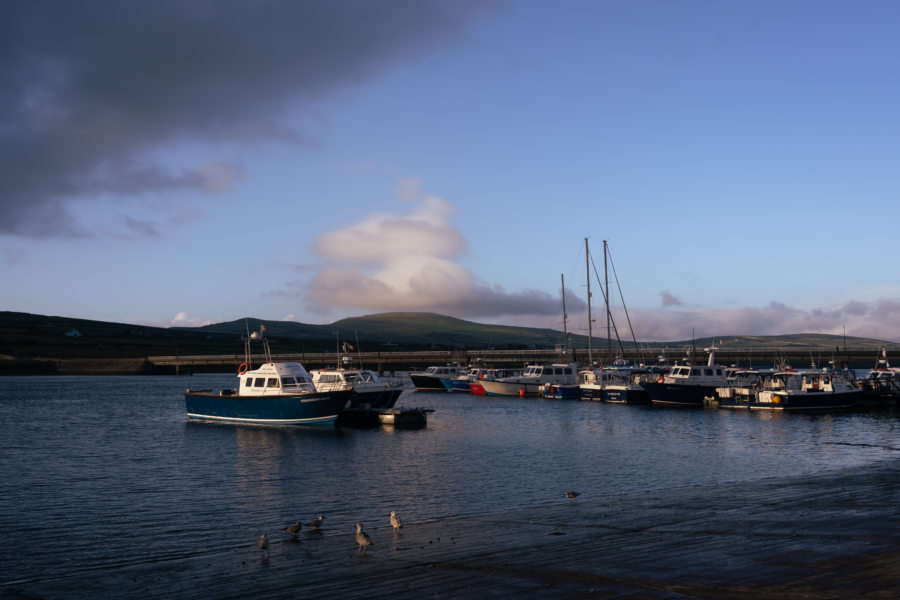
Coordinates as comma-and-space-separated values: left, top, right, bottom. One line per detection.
585, 237, 593, 365
604, 240, 611, 361
561, 273, 568, 354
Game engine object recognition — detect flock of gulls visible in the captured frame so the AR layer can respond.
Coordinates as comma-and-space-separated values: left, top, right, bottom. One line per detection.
257, 492, 579, 555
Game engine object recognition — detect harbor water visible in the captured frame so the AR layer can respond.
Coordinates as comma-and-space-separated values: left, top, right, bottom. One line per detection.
1, 374, 898, 586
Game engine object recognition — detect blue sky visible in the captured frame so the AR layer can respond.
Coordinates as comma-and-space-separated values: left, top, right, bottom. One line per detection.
2, 0, 900, 342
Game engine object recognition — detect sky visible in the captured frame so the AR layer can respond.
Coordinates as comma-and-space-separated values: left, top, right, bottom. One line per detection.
2, 0, 900, 343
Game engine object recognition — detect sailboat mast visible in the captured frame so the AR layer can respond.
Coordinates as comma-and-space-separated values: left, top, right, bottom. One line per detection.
604, 240, 611, 361
560, 273, 569, 354
585, 237, 593, 365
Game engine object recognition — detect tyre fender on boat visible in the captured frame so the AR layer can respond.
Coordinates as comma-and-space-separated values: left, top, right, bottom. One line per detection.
238, 362, 249, 375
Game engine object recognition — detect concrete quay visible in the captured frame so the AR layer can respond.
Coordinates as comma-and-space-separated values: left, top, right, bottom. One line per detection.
3, 458, 897, 599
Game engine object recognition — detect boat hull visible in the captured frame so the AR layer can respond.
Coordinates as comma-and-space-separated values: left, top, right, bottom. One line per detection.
409, 374, 448, 391
579, 385, 605, 402
542, 384, 581, 400
479, 380, 543, 397
348, 388, 403, 410
184, 390, 352, 426
749, 389, 862, 412
603, 387, 651, 404
644, 382, 717, 407
442, 378, 474, 393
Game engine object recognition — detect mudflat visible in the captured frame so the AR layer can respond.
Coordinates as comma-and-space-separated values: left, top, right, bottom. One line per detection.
3, 458, 898, 599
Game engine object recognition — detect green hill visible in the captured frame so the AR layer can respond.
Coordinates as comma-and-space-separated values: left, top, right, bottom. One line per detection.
1, 310, 897, 362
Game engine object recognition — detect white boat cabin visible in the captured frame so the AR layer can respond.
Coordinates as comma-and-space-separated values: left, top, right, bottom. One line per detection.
311, 369, 382, 392
661, 364, 733, 386
238, 362, 316, 396
503, 363, 577, 385
420, 365, 463, 377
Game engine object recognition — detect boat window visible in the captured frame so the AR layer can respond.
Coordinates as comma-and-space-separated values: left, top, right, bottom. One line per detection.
716, 369, 723, 376
267, 378, 279, 388
282, 377, 296, 386
705, 369, 713, 376
254, 378, 265, 388
565, 368, 572, 375
244, 378, 253, 387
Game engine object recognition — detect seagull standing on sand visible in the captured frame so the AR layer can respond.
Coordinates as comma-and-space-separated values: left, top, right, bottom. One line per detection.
564, 491, 581, 504
390, 511, 403, 530
356, 523, 373, 553
283, 522, 302, 537
305, 515, 325, 529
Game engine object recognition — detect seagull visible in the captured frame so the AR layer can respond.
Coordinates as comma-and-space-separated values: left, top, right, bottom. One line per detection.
283, 522, 302, 537
305, 515, 325, 529
356, 523, 373, 553
564, 491, 581, 504
258, 532, 269, 550
390, 511, 403, 530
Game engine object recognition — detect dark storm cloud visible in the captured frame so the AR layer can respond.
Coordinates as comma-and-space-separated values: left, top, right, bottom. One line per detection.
0, 0, 497, 237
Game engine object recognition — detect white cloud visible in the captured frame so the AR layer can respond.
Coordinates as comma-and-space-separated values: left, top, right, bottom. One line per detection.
577, 298, 900, 343
170, 311, 216, 327
298, 179, 580, 319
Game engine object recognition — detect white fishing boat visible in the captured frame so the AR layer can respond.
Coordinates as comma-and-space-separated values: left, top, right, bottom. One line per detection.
478, 363, 578, 397
310, 352, 403, 410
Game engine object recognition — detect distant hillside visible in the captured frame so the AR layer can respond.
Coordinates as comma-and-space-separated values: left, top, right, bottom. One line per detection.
186, 312, 570, 349
1, 310, 897, 362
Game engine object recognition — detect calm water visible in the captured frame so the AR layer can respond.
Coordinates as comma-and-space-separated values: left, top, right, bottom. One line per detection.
1, 374, 898, 584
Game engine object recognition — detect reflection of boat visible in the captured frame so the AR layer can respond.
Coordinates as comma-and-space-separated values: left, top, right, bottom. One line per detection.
184, 327, 351, 426
409, 364, 463, 391
311, 349, 402, 409
479, 364, 578, 397
643, 348, 731, 407
718, 369, 861, 411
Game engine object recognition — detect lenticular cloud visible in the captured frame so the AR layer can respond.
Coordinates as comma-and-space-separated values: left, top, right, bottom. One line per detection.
303, 180, 568, 318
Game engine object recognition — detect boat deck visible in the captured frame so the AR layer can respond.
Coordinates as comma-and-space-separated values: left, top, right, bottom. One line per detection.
3, 459, 897, 599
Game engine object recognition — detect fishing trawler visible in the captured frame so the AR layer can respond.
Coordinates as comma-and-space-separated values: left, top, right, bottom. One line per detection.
184, 327, 351, 426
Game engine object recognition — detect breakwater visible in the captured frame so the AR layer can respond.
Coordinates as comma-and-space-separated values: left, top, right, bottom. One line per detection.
147, 345, 894, 373
2, 346, 895, 375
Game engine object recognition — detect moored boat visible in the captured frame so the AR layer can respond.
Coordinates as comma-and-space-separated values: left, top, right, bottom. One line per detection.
719, 368, 861, 411
410, 364, 463, 391
311, 358, 403, 409
643, 348, 732, 408
602, 367, 665, 404
184, 328, 351, 426
469, 368, 521, 395
479, 363, 578, 397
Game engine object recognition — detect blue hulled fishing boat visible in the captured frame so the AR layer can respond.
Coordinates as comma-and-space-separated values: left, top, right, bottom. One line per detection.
185, 327, 351, 426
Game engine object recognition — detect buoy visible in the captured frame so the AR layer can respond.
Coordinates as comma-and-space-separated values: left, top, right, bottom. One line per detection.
518, 389, 525, 398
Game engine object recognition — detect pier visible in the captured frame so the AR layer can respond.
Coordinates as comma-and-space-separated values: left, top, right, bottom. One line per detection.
144, 346, 900, 374
3, 459, 897, 599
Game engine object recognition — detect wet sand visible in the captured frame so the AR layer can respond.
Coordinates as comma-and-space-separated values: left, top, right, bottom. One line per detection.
3, 458, 898, 599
